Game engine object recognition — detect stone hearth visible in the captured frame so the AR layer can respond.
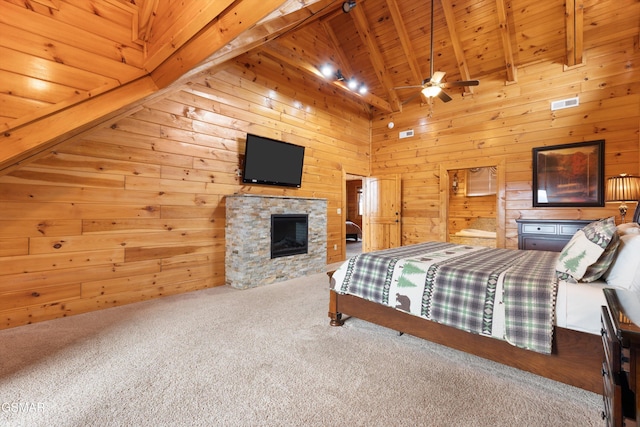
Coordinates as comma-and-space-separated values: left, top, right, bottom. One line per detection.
225, 194, 327, 289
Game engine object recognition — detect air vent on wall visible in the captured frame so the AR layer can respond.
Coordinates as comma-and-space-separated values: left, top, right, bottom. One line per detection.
551, 97, 579, 111
399, 129, 414, 139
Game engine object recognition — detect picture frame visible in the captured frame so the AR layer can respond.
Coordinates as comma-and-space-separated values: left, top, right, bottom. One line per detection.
532, 140, 604, 207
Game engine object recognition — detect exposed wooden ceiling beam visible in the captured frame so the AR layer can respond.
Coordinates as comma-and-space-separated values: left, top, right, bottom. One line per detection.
441, 0, 474, 94
495, 0, 517, 84
350, 4, 402, 111
199, 0, 339, 74
144, 0, 238, 73
320, 17, 356, 78
385, 0, 424, 86
0, 0, 307, 173
565, 0, 585, 67
0, 76, 160, 175
260, 43, 393, 113
151, 0, 290, 89
137, 0, 159, 43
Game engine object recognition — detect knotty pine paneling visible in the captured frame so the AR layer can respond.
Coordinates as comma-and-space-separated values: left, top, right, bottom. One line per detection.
0, 56, 370, 329
372, 36, 640, 248
0, 0, 146, 127
3, 0, 637, 330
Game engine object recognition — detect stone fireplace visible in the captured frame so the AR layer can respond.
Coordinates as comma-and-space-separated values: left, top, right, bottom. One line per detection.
225, 194, 327, 289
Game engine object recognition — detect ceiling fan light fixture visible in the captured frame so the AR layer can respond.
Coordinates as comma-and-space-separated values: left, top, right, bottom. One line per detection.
358, 84, 368, 95
422, 86, 441, 98
347, 78, 358, 90
342, 0, 356, 13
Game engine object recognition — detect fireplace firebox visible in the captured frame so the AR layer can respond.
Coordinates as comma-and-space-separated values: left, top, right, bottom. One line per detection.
271, 214, 308, 258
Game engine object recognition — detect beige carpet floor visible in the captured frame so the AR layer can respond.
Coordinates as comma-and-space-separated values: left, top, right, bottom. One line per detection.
0, 267, 603, 426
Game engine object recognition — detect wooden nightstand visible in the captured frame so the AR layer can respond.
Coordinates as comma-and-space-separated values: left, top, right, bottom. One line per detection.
601, 288, 640, 427
516, 219, 593, 252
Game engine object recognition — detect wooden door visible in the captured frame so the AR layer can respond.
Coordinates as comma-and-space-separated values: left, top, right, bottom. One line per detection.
362, 175, 401, 252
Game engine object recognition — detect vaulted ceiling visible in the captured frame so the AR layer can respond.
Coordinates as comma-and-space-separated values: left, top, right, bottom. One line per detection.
1, 0, 637, 171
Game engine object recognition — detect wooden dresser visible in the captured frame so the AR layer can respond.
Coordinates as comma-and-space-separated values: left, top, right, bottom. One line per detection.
601, 288, 639, 427
516, 219, 593, 252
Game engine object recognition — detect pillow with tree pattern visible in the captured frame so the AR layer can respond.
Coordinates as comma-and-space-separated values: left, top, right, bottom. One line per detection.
555, 217, 618, 281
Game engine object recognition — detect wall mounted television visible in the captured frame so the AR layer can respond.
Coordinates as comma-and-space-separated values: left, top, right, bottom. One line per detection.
242, 133, 305, 188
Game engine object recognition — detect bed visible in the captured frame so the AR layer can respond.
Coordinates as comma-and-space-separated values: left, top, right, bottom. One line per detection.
449, 217, 496, 248
328, 214, 640, 394
346, 220, 362, 241
449, 229, 497, 248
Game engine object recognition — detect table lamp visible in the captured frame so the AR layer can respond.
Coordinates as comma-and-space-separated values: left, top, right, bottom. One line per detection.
606, 174, 640, 223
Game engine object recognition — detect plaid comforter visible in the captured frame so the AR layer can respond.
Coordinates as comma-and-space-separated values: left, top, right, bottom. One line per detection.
332, 242, 560, 354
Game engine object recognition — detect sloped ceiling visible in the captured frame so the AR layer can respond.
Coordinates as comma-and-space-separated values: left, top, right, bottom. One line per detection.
0, 0, 336, 172
1, 0, 638, 172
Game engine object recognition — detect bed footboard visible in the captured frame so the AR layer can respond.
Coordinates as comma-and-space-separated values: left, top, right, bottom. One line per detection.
328, 288, 603, 394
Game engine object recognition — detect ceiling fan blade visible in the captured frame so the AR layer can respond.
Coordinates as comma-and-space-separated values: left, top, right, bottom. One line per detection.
394, 85, 424, 90
431, 71, 446, 84
402, 92, 422, 105
437, 90, 452, 103
442, 80, 480, 88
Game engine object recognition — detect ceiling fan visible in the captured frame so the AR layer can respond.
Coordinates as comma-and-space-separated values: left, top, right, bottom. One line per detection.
395, 0, 479, 104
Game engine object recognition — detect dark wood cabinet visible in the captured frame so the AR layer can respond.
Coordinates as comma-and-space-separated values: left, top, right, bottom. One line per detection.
516, 219, 593, 251
601, 288, 639, 427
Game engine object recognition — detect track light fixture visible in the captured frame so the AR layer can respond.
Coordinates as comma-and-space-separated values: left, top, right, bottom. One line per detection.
319, 63, 368, 96
320, 64, 334, 78
342, 0, 356, 13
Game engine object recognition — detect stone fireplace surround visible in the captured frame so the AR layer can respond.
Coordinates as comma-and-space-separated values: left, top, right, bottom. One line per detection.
225, 194, 327, 289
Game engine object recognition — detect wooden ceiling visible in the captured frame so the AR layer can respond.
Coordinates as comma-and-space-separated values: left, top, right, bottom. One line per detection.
1, 0, 638, 169
266, 0, 637, 114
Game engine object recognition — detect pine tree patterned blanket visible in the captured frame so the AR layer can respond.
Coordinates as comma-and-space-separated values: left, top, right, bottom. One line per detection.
332, 242, 559, 354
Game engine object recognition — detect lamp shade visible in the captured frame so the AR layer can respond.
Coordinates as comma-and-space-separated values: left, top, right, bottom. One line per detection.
606, 174, 640, 202
421, 85, 441, 98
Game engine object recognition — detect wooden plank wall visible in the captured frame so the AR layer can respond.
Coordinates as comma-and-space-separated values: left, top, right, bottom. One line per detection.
371, 31, 640, 248
0, 0, 146, 128
0, 54, 371, 329
1, 0, 638, 329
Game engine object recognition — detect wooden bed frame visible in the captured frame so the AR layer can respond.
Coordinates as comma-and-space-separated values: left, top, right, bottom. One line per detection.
328, 277, 604, 394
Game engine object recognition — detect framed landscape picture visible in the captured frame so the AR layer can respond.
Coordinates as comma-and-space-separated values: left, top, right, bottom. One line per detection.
532, 140, 604, 207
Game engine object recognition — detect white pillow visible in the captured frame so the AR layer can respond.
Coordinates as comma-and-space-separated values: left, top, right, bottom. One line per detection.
617, 222, 640, 236
604, 234, 640, 291
632, 267, 640, 293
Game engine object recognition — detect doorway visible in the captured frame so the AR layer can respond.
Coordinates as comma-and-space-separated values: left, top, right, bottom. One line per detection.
343, 173, 402, 256
345, 174, 363, 257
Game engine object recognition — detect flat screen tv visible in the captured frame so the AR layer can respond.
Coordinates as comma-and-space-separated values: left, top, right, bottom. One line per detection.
242, 134, 305, 188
